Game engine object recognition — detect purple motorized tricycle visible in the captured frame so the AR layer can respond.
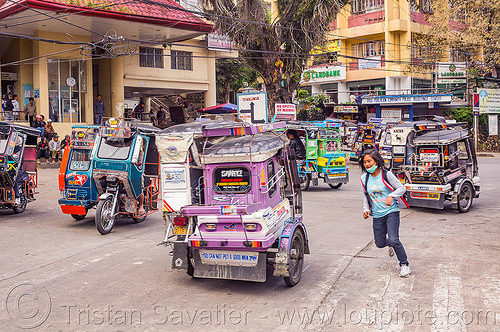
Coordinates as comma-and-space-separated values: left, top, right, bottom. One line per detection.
161, 121, 309, 286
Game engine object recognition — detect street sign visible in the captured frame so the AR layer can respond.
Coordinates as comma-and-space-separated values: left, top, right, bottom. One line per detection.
237, 92, 267, 123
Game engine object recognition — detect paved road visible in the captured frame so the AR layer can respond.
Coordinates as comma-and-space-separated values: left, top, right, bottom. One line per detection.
0, 156, 499, 331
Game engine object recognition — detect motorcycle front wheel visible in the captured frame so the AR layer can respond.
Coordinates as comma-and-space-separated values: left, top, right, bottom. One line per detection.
96, 197, 116, 235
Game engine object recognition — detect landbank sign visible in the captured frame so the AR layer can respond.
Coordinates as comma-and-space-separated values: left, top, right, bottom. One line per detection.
362, 94, 453, 105
302, 65, 346, 83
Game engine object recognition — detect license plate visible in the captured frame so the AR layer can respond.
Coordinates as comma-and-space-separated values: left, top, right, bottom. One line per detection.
199, 250, 259, 267
311, 172, 318, 179
174, 226, 188, 234
410, 192, 440, 200
165, 170, 185, 182
328, 173, 345, 178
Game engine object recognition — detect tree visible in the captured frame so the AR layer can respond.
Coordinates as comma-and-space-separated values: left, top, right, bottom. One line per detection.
412, 0, 500, 79
216, 59, 259, 104
203, 0, 348, 115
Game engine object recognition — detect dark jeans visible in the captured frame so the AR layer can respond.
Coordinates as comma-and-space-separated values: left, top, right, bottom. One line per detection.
95, 114, 103, 125
36, 149, 49, 160
373, 211, 408, 265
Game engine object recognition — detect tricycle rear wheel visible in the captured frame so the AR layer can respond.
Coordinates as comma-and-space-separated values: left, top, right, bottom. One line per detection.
328, 183, 342, 189
12, 187, 27, 214
96, 197, 115, 235
284, 229, 305, 287
71, 209, 88, 221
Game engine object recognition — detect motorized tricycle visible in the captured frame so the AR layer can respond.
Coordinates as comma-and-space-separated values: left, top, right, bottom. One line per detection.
92, 118, 160, 234
160, 121, 309, 286
350, 118, 383, 161
402, 126, 479, 212
0, 122, 39, 213
286, 120, 349, 191
58, 125, 100, 220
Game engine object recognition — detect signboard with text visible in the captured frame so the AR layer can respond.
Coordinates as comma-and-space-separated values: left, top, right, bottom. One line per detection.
362, 94, 453, 105
437, 62, 467, 83
274, 104, 296, 121
237, 92, 268, 123
334, 105, 358, 113
478, 89, 500, 114
359, 56, 382, 70
488, 114, 498, 136
301, 65, 346, 84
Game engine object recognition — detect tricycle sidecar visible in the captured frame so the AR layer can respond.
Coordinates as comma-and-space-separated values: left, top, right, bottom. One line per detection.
58, 125, 100, 220
162, 122, 309, 286
0, 122, 39, 214
92, 119, 161, 234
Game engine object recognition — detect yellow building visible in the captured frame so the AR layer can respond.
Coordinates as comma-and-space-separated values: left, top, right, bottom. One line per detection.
301, 0, 465, 121
0, 0, 222, 134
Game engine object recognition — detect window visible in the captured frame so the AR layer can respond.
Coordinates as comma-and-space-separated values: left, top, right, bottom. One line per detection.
69, 150, 92, 171
97, 137, 133, 160
171, 51, 193, 70
353, 41, 384, 58
267, 161, 277, 197
351, 0, 384, 14
213, 166, 251, 194
139, 47, 164, 68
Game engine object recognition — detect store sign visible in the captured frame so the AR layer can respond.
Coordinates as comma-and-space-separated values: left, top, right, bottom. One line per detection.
237, 92, 267, 123
1, 72, 18, 81
478, 89, 500, 114
207, 33, 234, 52
488, 114, 498, 136
334, 105, 358, 113
301, 65, 346, 83
438, 62, 467, 83
362, 94, 453, 105
381, 109, 402, 121
274, 104, 296, 121
359, 56, 382, 70
310, 40, 341, 55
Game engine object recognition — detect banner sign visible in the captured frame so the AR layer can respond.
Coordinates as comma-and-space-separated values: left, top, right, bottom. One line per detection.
334, 105, 358, 113
478, 89, 500, 114
274, 104, 296, 121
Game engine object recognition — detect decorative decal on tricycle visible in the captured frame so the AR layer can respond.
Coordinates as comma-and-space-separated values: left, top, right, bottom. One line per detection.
165, 145, 179, 157
68, 174, 88, 186
223, 223, 237, 231
265, 200, 290, 229
66, 171, 77, 179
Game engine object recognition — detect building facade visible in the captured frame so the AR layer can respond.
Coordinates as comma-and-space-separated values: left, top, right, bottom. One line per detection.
0, 0, 218, 134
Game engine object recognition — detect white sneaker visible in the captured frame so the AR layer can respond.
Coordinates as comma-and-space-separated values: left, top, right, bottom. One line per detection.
15, 198, 20, 205
400, 264, 411, 278
388, 247, 394, 257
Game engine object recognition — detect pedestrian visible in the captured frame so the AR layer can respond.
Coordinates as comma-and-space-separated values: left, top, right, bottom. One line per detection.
12, 95, 20, 120
133, 101, 145, 120
360, 148, 411, 278
3, 94, 14, 121
24, 97, 37, 125
176, 95, 184, 106
44, 119, 56, 141
48, 134, 62, 163
36, 137, 50, 164
61, 134, 71, 150
149, 108, 158, 126
93, 94, 105, 125
33, 114, 46, 136
157, 106, 166, 127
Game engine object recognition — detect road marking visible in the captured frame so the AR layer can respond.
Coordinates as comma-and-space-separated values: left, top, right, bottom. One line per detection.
432, 263, 466, 332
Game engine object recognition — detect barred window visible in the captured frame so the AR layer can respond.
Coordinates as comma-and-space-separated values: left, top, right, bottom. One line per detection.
171, 51, 193, 70
139, 47, 164, 68
351, 0, 384, 14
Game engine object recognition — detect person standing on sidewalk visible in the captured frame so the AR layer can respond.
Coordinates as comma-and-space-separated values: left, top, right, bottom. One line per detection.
93, 94, 105, 125
12, 95, 20, 120
359, 148, 411, 278
24, 97, 37, 125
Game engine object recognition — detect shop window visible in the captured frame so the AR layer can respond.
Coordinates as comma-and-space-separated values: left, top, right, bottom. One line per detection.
171, 51, 193, 70
139, 47, 164, 68
47, 58, 86, 123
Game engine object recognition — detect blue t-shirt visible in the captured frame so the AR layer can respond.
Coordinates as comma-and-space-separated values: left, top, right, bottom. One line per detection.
364, 172, 399, 218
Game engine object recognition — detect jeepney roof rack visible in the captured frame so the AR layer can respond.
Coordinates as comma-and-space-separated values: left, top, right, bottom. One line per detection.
412, 115, 446, 122
0, 121, 41, 138
286, 120, 341, 129
157, 120, 233, 136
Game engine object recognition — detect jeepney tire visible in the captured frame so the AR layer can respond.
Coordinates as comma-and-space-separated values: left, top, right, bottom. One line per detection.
284, 229, 305, 287
96, 197, 115, 235
12, 188, 27, 214
457, 182, 474, 213
328, 183, 342, 189
299, 173, 310, 191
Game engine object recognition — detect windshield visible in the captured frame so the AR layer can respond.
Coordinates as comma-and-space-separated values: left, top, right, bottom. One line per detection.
0, 134, 8, 154
97, 137, 133, 160
69, 150, 92, 171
